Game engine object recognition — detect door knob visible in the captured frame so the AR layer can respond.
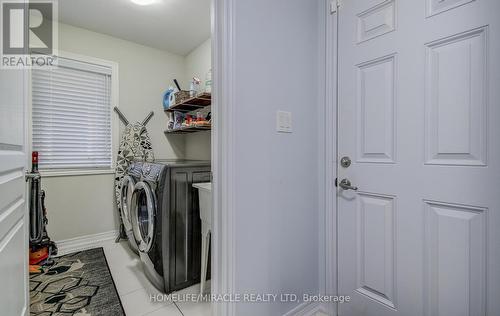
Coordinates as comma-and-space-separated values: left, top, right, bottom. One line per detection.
340, 156, 351, 168
339, 178, 358, 191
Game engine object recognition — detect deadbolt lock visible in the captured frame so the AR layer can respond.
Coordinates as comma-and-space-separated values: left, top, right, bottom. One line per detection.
340, 156, 351, 168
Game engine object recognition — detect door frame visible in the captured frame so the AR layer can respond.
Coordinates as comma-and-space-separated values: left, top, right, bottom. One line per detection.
23, 59, 31, 316
211, 0, 236, 315
324, 0, 339, 315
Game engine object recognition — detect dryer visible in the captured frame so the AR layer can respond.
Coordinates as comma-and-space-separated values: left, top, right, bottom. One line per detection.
130, 160, 211, 293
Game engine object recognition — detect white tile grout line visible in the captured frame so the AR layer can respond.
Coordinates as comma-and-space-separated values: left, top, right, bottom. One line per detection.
117, 285, 178, 316
119, 286, 146, 299
173, 302, 185, 316
107, 261, 146, 297
139, 299, 178, 316
140, 306, 165, 316
102, 241, 207, 316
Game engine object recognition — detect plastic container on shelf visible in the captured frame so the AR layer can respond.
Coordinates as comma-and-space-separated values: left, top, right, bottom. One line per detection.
205, 69, 212, 93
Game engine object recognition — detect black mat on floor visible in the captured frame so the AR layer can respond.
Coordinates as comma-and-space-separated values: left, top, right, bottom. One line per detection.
30, 247, 126, 316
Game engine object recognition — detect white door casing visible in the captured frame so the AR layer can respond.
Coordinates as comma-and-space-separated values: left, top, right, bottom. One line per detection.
0, 67, 29, 315
337, 0, 500, 316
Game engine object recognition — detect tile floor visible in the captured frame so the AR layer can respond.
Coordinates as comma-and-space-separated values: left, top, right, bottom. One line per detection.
99, 239, 212, 316
91, 240, 329, 316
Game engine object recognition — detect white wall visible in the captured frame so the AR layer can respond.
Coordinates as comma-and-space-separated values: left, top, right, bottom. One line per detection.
184, 38, 212, 160
44, 23, 187, 241
185, 38, 211, 91
43, 174, 118, 241
226, 0, 323, 315
58, 23, 186, 160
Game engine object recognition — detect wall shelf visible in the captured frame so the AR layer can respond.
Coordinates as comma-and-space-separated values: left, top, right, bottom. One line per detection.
164, 125, 211, 135
165, 92, 211, 113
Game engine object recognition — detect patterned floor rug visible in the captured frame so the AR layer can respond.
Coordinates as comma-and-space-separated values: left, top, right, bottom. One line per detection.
30, 247, 126, 316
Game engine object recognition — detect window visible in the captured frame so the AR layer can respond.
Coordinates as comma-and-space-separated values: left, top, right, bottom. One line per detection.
32, 56, 115, 172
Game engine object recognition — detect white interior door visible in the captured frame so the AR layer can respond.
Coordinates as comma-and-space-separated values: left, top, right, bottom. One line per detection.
0, 68, 29, 315
337, 0, 500, 315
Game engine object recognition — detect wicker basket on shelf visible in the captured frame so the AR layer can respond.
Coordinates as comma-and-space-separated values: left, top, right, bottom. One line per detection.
174, 90, 191, 105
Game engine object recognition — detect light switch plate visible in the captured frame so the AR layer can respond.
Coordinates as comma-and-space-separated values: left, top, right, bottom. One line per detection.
276, 111, 292, 133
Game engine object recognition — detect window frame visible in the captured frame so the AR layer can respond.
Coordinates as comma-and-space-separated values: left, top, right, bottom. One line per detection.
29, 51, 119, 177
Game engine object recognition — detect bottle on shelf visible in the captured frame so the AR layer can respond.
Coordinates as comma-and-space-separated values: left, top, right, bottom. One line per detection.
205, 69, 212, 93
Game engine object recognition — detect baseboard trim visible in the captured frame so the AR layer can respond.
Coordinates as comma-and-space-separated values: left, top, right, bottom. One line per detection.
283, 302, 329, 316
56, 230, 118, 256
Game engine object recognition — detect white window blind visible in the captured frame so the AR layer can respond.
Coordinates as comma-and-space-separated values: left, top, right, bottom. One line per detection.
32, 57, 113, 170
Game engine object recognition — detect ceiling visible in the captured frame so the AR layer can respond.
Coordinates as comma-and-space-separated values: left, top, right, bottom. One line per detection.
59, 0, 211, 56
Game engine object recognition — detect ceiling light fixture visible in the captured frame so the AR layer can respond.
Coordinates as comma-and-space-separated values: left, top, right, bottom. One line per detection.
130, 0, 158, 6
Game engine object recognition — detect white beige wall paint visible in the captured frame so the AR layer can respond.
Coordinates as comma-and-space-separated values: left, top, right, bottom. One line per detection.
183, 131, 211, 160
223, 0, 321, 314
58, 23, 186, 159
43, 174, 117, 241
43, 23, 187, 241
183, 38, 211, 160
184, 38, 211, 89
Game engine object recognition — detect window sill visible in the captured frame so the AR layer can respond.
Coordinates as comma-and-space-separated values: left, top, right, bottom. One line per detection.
40, 169, 115, 178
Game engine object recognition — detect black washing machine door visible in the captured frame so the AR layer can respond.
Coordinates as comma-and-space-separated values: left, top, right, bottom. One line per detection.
131, 181, 156, 253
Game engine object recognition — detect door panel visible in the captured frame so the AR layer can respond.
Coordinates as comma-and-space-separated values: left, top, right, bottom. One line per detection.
356, 0, 396, 43
424, 27, 487, 166
426, 0, 474, 17
0, 68, 28, 315
337, 0, 500, 315
423, 201, 486, 316
356, 193, 396, 309
0, 220, 27, 316
356, 54, 396, 163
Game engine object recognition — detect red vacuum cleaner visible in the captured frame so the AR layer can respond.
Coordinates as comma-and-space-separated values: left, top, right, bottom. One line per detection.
26, 152, 57, 273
